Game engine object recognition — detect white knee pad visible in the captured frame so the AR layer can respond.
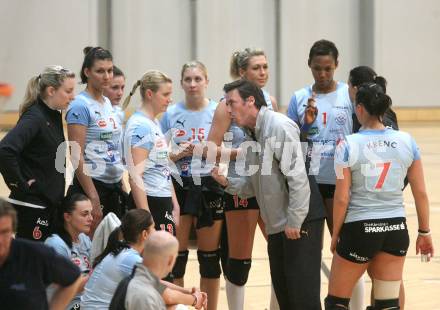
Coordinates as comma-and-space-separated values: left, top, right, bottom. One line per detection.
373, 279, 400, 300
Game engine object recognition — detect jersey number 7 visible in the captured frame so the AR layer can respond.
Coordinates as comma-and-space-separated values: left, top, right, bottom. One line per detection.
375, 162, 391, 189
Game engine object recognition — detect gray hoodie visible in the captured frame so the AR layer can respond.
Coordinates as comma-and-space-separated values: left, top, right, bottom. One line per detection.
226, 106, 310, 235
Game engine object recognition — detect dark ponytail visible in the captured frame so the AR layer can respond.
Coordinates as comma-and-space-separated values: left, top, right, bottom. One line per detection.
355, 82, 392, 121
93, 226, 126, 268
349, 66, 387, 93
92, 209, 154, 268
55, 193, 90, 248
373, 76, 387, 93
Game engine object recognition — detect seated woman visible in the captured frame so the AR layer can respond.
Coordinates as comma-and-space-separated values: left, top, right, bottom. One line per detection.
45, 193, 93, 309
81, 209, 206, 309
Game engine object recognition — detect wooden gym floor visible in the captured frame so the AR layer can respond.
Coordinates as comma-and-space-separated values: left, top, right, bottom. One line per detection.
1, 121, 439, 309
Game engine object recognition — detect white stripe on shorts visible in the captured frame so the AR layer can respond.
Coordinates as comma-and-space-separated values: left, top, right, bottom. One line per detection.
4, 197, 46, 209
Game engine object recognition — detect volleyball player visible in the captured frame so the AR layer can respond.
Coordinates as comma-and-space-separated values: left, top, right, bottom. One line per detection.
123, 70, 179, 237
103, 65, 126, 126
66, 47, 126, 232
208, 48, 278, 310
325, 83, 434, 310
287, 39, 366, 309
161, 61, 223, 310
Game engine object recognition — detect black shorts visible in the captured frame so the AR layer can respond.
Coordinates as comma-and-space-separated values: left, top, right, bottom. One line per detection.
336, 217, 409, 264
147, 196, 176, 236
318, 183, 336, 199
68, 177, 128, 218
224, 193, 259, 212
172, 176, 224, 228
13, 204, 53, 241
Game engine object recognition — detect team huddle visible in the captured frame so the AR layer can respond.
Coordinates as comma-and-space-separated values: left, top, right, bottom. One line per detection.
0, 39, 434, 310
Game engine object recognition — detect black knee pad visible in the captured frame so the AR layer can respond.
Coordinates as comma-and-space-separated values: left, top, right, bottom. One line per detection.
374, 299, 400, 309
173, 250, 189, 279
324, 295, 350, 310
197, 250, 221, 279
226, 258, 251, 286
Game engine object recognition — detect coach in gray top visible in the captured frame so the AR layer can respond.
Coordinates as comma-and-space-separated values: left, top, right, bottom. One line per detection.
125, 231, 176, 310
212, 79, 324, 310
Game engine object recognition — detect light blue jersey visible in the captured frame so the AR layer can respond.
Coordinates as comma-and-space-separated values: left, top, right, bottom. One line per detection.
160, 100, 217, 177
81, 248, 141, 309
227, 89, 274, 178
335, 128, 420, 223
66, 91, 124, 184
45, 233, 91, 309
287, 82, 353, 184
112, 105, 125, 127
124, 111, 172, 197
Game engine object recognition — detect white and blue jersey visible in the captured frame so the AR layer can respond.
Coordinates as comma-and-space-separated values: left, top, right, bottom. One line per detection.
124, 111, 172, 197
160, 100, 217, 177
112, 105, 125, 127
287, 82, 353, 185
45, 233, 91, 309
81, 248, 141, 309
227, 89, 274, 178
66, 91, 124, 184
335, 128, 420, 223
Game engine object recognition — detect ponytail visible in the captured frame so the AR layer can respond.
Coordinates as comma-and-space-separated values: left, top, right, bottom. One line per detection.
93, 226, 128, 268
373, 76, 387, 93
19, 65, 75, 116
122, 70, 172, 110
20, 76, 40, 115
356, 82, 392, 121
122, 80, 141, 110
92, 209, 154, 267
229, 51, 241, 79
349, 66, 388, 94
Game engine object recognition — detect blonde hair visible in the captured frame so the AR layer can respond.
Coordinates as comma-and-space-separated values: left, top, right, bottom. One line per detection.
180, 60, 208, 80
20, 65, 75, 115
122, 70, 172, 110
230, 48, 266, 79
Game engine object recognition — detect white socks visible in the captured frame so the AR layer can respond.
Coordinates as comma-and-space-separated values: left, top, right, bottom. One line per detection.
350, 275, 365, 310
225, 279, 245, 310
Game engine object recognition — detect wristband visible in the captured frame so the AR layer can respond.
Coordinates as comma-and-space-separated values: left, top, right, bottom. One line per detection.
418, 228, 430, 234
418, 231, 431, 237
